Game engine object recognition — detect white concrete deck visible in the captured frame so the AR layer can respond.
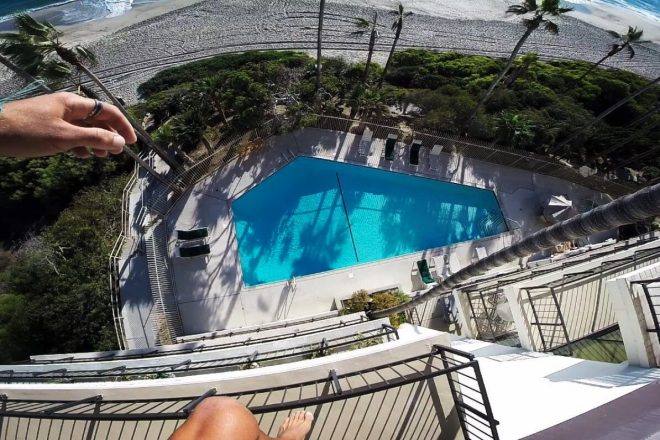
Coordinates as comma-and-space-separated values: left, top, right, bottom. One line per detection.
452, 337, 660, 440
165, 128, 609, 335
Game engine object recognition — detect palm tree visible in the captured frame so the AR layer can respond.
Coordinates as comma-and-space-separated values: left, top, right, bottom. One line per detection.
578, 26, 650, 82
378, 3, 412, 88
493, 112, 535, 148
0, 53, 52, 93
352, 12, 379, 84
0, 14, 181, 171
463, 0, 572, 133
548, 75, 660, 154
503, 52, 539, 87
369, 180, 660, 319
316, 0, 326, 91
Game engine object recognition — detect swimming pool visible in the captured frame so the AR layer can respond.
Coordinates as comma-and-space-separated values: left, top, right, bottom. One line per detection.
232, 157, 507, 286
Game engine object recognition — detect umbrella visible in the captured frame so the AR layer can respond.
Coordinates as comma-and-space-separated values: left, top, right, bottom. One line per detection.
543, 195, 576, 223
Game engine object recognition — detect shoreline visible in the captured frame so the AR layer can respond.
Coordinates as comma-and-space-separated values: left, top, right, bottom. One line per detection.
1, 0, 658, 104
55, 0, 660, 45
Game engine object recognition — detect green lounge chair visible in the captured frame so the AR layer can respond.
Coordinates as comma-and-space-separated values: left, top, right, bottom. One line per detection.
385, 134, 397, 161
409, 140, 422, 166
416, 259, 435, 285
179, 244, 211, 258
177, 228, 208, 241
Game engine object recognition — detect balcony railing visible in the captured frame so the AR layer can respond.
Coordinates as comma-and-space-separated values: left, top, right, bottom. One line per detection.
0, 345, 498, 440
522, 245, 660, 353
631, 277, 660, 346
0, 325, 398, 383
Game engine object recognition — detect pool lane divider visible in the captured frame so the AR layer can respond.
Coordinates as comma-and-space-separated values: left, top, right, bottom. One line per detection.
336, 172, 359, 262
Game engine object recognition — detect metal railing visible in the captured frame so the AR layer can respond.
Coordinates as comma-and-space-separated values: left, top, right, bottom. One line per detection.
522, 245, 660, 353
631, 277, 660, 346
112, 113, 639, 347
0, 345, 498, 440
107, 162, 140, 351
552, 324, 627, 363
304, 114, 636, 198
0, 325, 397, 383
30, 315, 369, 364
462, 234, 656, 341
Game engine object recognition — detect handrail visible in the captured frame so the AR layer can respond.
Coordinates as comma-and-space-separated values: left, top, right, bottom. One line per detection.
31, 315, 369, 364
631, 277, 660, 346
0, 326, 397, 382
370, 182, 660, 319
107, 161, 140, 350
0, 345, 499, 439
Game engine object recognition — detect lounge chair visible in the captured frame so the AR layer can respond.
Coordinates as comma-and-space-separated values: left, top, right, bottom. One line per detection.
431, 255, 447, 280
177, 228, 208, 241
358, 127, 373, 156
385, 134, 397, 161
429, 144, 443, 171
448, 253, 461, 273
179, 244, 211, 258
475, 246, 488, 261
409, 139, 422, 166
415, 259, 436, 287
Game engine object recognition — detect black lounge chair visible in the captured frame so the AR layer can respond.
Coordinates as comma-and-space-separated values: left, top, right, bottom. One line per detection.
385, 134, 397, 161
177, 228, 208, 241
179, 244, 211, 258
409, 140, 422, 166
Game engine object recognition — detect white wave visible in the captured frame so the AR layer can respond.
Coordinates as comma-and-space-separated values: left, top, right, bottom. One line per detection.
104, 0, 133, 18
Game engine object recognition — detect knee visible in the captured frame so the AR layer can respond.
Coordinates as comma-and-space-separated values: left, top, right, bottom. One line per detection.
193, 396, 247, 416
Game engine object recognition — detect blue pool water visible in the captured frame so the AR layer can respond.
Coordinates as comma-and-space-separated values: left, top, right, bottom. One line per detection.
232, 157, 507, 286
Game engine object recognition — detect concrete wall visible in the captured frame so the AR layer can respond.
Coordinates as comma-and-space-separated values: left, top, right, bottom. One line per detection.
607, 262, 660, 368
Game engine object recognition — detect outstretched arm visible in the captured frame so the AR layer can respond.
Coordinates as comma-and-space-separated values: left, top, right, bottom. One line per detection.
0, 92, 137, 159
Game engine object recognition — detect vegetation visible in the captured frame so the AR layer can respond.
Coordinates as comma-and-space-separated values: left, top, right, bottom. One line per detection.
464, 0, 573, 131
137, 49, 660, 174
0, 14, 180, 170
379, 3, 413, 88
0, 41, 658, 361
341, 289, 409, 327
0, 176, 128, 362
578, 26, 650, 82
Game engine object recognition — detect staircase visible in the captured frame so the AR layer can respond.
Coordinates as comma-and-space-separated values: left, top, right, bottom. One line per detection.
144, 215, 184, 344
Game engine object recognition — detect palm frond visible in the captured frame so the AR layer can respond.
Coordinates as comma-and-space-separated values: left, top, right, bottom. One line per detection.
354, 17, 370, 29
626, 43, 635, 59
14, 14, 60, 40
37, 60, 71, 82
73, 45, 98, 66
391, 21, 399, 31
351, 30, 367, 36
525, 0, 539, 10
544, 20, 559, 35
404, 11, 413, 17
507, 5, 530, 15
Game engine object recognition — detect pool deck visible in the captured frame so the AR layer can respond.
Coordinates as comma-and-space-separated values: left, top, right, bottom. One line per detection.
156, 128, 613, 336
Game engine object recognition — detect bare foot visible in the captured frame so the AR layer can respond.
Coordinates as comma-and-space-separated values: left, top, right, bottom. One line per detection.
277, 411, 314, 440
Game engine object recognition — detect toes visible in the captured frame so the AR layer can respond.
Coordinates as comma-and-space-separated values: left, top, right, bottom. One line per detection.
304, 412, 314, 422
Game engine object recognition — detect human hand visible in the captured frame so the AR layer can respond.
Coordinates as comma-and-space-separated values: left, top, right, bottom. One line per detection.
0, 92, 137, 159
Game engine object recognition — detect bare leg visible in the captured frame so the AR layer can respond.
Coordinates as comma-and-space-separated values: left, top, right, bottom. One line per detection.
170, 397, 313, 440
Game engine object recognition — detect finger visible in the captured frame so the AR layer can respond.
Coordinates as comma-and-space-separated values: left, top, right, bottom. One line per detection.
92, 149, 108, 158
70, 146, 91, 159
63, 94, 138, 144
59, 123, 126, 153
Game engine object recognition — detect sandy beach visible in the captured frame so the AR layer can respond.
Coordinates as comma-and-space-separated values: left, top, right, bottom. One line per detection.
2, 0, 659, 102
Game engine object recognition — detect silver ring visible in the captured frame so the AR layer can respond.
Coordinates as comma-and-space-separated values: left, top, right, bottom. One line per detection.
86, 100, 104, 119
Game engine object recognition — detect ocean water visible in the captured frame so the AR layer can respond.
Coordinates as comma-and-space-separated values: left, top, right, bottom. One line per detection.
0, 0, 135, 23
232, 157, 507, 286
568, 0, 660, 19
